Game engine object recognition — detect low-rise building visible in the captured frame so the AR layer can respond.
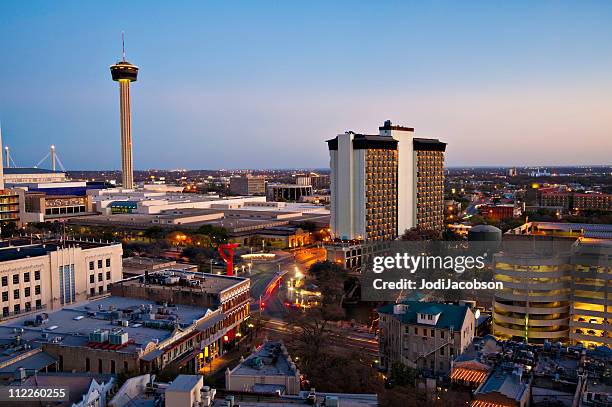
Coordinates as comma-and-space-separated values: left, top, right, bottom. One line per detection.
267, 184, 313, 202
378, 301, 477, 376
0, 272, 249, 380
3, 167, 67, 185
225, 340, 300, 395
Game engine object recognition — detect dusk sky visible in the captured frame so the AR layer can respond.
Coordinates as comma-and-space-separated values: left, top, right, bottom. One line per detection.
1, 1, 611, 170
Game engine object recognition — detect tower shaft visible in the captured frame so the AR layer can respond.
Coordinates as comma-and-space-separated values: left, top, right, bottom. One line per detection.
118, 79, 134, 189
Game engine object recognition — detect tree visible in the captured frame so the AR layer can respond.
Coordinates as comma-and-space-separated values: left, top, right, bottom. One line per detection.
0, 221, 18, 237
196, 225, 228, 244
143, 226, 166, 241
401, 227, 441, 241
309, 261, 348, 319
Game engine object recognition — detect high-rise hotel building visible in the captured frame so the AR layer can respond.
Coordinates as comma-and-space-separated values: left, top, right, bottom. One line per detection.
326, 120, 446, 270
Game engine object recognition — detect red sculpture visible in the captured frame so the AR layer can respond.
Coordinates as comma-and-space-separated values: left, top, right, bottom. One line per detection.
218, 243, 240, 276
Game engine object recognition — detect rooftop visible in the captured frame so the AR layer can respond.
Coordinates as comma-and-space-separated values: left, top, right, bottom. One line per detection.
0, 296, 214, 355
167, 374, 202, 392
230, 341, 298, 378
116, 270, 248, 296
378, 301, 471, 331
0, 240, 119, 262
3, 167, 64, 175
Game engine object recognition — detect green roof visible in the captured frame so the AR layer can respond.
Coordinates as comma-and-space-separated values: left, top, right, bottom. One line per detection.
378, 301, 470, 330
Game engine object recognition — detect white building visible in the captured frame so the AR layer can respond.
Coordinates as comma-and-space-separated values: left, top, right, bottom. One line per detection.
326, 120, 446, 270
327, 120, 446, 242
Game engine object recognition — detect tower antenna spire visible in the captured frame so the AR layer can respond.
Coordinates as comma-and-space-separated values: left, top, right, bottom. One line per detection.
122, 31, 126, 62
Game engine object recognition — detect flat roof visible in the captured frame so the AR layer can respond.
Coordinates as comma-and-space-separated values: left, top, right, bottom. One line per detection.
0, 241, 120, 262
0, 296, 212, 354
231, 341, 296, 377
167, 374, 202, 392
118, 270, 248, 295
4, 167, 64, 175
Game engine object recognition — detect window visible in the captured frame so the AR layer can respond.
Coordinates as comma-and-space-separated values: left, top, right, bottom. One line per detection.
90, 275, 95, 284
86, 358, 90, 372
97, 260, 103, 269
12, 275, 19, 284
1, 276, 7, 287
98, 286, 104, 294
124, 361, 128, 372
111, 360, 116, 374
106, 258, 111, 267
1, 292, 7, 302
98, 273, 103, 282
98, 359, 103, 373
34, 270, 40, 281
35, 285, 41, 295
430, 329, 435, 338
25, 302, 31, 311
2, 307, 8, 316
106, 271, 111, 280
14, 304, 20, 313
90, 288, 95, 296
89, 261, 94, 271
414, 327, 418, 335
35, 299, 41, 308
24, 287, 30, 297
440, 331, 444, 339
440, 348, 444, 356
13, 289, 19, 300
24, 272, 30, 283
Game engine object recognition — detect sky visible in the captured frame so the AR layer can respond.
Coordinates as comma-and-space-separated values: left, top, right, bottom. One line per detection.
0, 1, 611, 170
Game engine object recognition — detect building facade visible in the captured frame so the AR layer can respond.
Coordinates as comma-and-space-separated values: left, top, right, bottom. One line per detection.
229, 176, 266, 196
266, 184, 313, 202
493, 229, 611, 348
0, 240, 123, 320
378, 301, 476, 376
326, 120, 446, 270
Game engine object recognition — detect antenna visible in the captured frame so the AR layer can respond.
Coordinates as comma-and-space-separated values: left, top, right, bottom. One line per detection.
122, 31, 126, 62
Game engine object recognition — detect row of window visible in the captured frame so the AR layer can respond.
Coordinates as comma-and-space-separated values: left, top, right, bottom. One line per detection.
85, 357, 129, 374
89, 258, 112, 271
1, 271, 41, 286
89, 272, 112, 284
2, 299, 42, 317
1, 285, 41, 301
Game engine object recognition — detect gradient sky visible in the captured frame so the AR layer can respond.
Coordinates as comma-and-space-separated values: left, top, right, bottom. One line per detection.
1, 1, 611, 170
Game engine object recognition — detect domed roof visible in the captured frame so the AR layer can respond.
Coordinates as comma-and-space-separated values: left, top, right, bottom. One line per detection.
470, 224, 502, 233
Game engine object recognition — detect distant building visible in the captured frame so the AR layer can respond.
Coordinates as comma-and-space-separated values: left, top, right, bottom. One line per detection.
478, 204, 519, 221
225, 340, 301, 395
267, 184, 313, 202
378, 301, 476, 375
573, 193, 612, 212
308, 173, 330, 191
0, 240, 123, 318
23, 192, 94, 222
229, 176, 266, 196
0, 188, 24, 225
2, 167, 67, 185
532, 187, 612, 213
